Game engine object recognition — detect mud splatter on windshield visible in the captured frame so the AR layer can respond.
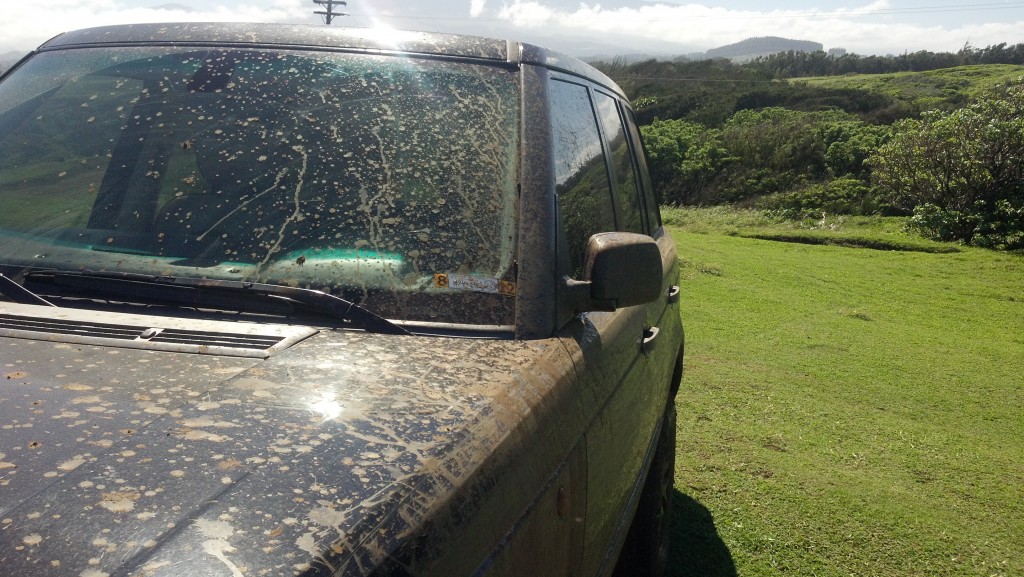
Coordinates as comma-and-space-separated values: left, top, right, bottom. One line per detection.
0, 48, 520, 325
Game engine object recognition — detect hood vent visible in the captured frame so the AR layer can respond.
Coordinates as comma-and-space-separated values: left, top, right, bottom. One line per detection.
0, 304, 318, 358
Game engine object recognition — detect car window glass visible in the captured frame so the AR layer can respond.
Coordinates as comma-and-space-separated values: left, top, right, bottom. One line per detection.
593, 92, 644, 234
623, 108, 662, 233
549, 79, 615, 278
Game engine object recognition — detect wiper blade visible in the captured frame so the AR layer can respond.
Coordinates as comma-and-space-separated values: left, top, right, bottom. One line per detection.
183, 276, 411, 336
0, 273, 55, 307
24, 270, 410, 336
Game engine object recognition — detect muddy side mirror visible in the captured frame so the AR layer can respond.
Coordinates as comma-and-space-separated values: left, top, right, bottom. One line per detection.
565, 232, 663, 313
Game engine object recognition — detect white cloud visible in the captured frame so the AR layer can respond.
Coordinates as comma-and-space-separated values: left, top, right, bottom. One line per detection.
0, 1, 312, 54
470, 0, 487, 18
496, 1, 555, 27
485, 1, 1024, 55
3, 0, 1023, 57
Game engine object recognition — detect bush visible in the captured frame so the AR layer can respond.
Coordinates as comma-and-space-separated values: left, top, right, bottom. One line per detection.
643, 107, 887, 209
717, 108, 827, 202
758, 177, 879, 218
870, 79, 1024, 248
909, 199, 1024, 249
641, 118, 734, 205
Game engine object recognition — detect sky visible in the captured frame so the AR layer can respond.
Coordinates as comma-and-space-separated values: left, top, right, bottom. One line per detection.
1, 0, 1023, 58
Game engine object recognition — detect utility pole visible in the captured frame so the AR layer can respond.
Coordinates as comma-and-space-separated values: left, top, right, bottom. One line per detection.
313, 0, 348, 25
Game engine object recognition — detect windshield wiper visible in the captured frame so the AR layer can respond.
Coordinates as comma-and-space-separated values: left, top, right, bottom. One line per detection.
23, 270, 410, 336
0, 273, 55, 307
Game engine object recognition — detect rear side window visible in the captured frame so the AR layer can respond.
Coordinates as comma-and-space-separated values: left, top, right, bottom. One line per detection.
593, 91, 644, 235
623, 109, 662, 232
549, 79, 615, 278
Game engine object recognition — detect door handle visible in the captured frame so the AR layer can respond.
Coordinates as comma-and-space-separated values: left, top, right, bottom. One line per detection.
642, 326, 659, 356
666, 285, 680, 304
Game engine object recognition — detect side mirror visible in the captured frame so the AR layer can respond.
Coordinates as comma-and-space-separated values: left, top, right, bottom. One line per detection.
566, 232, 663, 312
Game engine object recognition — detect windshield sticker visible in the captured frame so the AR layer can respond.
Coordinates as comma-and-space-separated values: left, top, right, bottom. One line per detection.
434, 273, 516, 296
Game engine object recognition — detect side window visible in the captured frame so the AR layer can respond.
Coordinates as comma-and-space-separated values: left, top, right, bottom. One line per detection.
549, 79, 615, 278
593, 92, 644, 234
624, 108, 662, 233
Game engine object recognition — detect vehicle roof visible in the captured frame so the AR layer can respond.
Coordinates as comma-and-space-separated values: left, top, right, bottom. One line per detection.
36, 22, 626, 98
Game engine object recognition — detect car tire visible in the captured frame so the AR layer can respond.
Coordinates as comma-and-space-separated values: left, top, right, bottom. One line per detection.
613, 399, 677, 577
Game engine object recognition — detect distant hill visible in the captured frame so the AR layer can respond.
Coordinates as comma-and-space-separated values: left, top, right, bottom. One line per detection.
583, 37, 825, 65
0, 51, 27, 74
704, 37, 823, 62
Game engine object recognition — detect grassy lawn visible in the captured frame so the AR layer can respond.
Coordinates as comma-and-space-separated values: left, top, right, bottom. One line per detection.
665, 207, 1023, 577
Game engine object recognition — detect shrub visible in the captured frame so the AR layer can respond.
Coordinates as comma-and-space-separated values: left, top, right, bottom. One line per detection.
909, 199, 1024, 249
870, 79, 1024, 248
641, 118, 734, 205
758, 177, 879, 218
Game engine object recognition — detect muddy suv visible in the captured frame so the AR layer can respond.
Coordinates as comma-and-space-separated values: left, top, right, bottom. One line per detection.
0, 23, 683, 577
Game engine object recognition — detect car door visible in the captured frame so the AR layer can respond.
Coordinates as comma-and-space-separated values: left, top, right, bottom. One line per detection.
547, 76, 667, 577
622, 105, 683, 399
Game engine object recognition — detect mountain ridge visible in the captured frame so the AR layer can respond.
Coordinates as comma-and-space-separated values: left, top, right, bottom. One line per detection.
583, 36, 825, 64
703, 36, 824, 61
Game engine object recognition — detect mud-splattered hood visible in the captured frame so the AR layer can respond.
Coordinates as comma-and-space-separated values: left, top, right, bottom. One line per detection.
0, 325, 576, 576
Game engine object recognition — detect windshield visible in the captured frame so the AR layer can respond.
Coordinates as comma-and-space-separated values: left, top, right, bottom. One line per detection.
0, 46, 520, 326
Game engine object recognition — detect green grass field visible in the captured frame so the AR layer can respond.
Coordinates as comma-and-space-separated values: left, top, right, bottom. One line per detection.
791, 64, 1024, 110
665, 207, 1024, 577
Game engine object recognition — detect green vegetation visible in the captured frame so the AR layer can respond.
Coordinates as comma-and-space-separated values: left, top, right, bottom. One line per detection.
662, 206, 960, 253
596, 44, 1024, 126
747, 43, 1024, 79
871, 81, 1024, 250
665, 207, 1024, 577
795, 64, 1024, 112
614, 42, 1024, 575
641, 108, 888, 207
636, 72, 1024, 249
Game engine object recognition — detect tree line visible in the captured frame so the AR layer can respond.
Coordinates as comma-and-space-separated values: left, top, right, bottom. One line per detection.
745, 42, 1024, 78
597, 43, 1024, 126
594, 45, 1024, 249
638, 81, 1024, 249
